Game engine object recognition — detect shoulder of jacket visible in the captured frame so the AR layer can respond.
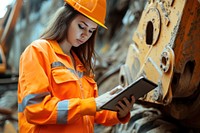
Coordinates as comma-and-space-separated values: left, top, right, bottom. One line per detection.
27, 39, 53, 50
31, 39, 50, 46
22, 39, 51, 55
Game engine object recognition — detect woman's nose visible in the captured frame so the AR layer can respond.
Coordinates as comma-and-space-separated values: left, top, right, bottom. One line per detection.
81, 30, 89, 39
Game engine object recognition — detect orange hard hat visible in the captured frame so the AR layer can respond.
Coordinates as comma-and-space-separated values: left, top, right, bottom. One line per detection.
64, 0, 107, 29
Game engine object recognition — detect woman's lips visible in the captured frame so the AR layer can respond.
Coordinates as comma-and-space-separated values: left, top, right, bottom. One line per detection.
77, 39, 84, 44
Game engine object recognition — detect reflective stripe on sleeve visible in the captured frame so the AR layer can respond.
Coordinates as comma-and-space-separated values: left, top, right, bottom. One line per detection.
18, 92, 50, 112
57, 100, 69, 124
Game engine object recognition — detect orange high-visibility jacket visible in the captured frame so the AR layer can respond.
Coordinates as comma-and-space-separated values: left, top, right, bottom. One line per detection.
18, 39, 130, 133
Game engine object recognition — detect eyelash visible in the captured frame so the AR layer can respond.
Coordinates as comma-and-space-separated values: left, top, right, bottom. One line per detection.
89, 30, 93, 33
78, 24, 84, 29
78, 24, 94, 33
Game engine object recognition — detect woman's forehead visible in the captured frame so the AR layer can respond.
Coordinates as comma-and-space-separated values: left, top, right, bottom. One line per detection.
74, 14, 98, 28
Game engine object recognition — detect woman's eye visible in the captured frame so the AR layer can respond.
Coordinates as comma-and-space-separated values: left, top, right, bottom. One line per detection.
78, 24, 84, 29
89, 30, 94, 33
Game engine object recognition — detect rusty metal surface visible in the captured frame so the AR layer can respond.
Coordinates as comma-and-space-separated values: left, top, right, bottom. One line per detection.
119, 0, 200, 128
172, 0, 200, 97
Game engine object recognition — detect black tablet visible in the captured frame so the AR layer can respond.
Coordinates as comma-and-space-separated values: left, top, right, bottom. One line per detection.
100, 76, 157, 111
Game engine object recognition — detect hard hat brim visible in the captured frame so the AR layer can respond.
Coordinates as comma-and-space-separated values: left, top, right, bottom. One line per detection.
80, 11, 108, 29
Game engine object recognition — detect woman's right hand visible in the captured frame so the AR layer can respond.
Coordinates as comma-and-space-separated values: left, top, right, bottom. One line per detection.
95, 85, 123, 111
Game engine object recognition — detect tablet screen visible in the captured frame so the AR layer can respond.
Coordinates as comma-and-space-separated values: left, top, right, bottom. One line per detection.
100, 76, 157, 111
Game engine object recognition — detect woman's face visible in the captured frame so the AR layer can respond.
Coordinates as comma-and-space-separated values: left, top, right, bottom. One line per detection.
67, 14, 98, 47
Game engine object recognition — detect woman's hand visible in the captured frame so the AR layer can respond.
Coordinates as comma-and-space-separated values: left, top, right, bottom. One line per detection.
116, 96, 135, 119
95, 85, 123, 111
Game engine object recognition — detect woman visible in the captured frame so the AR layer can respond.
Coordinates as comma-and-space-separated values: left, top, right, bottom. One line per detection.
18, 0, 135, 132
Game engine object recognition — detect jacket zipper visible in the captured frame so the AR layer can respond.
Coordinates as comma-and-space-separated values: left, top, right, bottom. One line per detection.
69, 53, 90, 133
74, 70, 90, 133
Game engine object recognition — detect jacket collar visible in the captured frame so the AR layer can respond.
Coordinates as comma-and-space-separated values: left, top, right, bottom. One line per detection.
48, 40, 85, 72
48, 40, 64, 55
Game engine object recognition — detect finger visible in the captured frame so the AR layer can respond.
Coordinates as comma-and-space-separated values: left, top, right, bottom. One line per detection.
115, 105, 123, 113
120, 97, 134, 111
123, 97, 131, 107
126, 96, 135, 110
116, 104, 129, 119
117, 100, 128, 111
109, 85, 123, 95
116, 85, 123, 90
130, 96, 135, 105
116, 106, 128, 118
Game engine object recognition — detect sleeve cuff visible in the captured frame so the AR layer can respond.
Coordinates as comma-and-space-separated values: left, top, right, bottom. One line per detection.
80, 97, 96, 116
117, 112, 131, 124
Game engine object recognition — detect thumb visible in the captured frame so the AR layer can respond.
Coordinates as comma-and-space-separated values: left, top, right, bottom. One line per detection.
109, 85, 123, 95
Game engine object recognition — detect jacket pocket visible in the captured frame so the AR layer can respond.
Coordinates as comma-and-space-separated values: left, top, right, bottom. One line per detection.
51, 67, 81, 99
52, 67, 78, 84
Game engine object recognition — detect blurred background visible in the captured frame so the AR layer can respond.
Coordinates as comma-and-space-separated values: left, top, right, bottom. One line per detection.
1, 0, 200, 133
0, 0, 145, 132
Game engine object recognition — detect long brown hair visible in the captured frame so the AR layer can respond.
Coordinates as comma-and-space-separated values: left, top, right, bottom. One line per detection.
40, 4, 97, 76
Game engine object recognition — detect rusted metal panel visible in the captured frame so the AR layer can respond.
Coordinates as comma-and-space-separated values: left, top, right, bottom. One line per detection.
172, 0, 200, 97
120, 0, 187, 105
119, 0, 200, 127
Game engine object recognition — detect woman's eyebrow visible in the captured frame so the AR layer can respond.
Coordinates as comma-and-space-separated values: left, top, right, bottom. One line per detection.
80, 21, 97, 30
80, 21, 88, 26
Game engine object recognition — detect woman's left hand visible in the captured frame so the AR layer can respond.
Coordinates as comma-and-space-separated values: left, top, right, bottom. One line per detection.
116, 96, 135, 118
